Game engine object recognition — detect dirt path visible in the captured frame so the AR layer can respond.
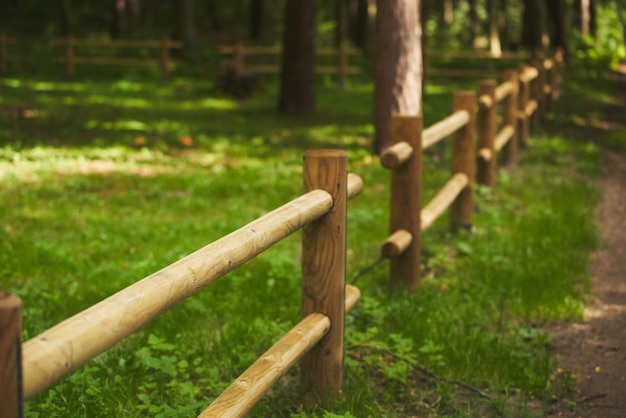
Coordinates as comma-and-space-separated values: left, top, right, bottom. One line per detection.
548, 71, 626, 417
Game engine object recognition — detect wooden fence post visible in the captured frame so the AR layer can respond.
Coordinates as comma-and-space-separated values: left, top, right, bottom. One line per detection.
502, 69, 519, 167
65, 35, 75, 79
531, 57, 545, 125
389, 115, 422, 289
301, 150, 347, 405
544, 57, 554, 112
450, 91, 476, 231
477, 80, 497, 188
517, 65, 530, 149
552, 48, 564, 102
0, 291, 23, 418
160, 38, 170, 83
234, 41, 245, 74
338, 41, 347, 90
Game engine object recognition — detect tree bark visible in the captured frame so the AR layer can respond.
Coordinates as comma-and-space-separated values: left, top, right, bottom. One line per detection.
522, 0, 543, 50
250, 0, 266, 40
546, 0, 567, 60
374, 0, 423, 154
468, 0, 478, 48
335, 0, 345, 47
111, 0, 127, 39
180, 0, 196, 54
488, 0, 502, 56
279, 0, 317, 115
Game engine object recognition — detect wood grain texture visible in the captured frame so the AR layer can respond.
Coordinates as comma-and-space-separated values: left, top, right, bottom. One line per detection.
301, 150, 347, 404
199, 313, 331, 418
477, 80, 497, 188
501, 70, 519, 166
22, 189, 334, 401
450, 91, 476, 230
389, 116, 422, 289
421, 173, 469, 232
422, 110, 470, 150
0, 291, 23, 418
381, 229, 413, 258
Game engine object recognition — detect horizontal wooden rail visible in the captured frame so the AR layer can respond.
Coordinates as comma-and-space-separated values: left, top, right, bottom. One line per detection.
494, 125, 515, 152
478, 94, 494, 109
22, 173, 363, 401
380, 142, 414, 168
218, 45, 361, 56
494, 81, 514, 102
520, 67, 538, 83
525, 100, 538, 117
381, 229, 413, 258
200, 313, 330, 418
478, 147, 493, 162
201, 284, 361, 417
427, 49, 530, 60
421, 173, 469, 231
347, 173, 364, 200
53, 57, 172, 66
51, 38, 183, 48
422, 110, 470, 150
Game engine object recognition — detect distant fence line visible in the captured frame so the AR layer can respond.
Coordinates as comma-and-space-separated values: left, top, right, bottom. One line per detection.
0, 48, 562, 417
1, 33, 542, 83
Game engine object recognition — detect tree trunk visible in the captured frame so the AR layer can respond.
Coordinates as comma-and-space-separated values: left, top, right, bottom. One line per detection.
468, 0, 478, 48
522, 0, 543, 50
374, 0, 423, 154
59, 0, 71, 36
353, 0, 368, 50
250, 0, 266, 40
488, 0, 502, 56
111, 0, 127, 39
443, 0, 453, 25
546, 0, 567, 60
279, 0, 317, 115
180, 0, 196, 54
335, 0, 345, 47
207, 0, 220, 31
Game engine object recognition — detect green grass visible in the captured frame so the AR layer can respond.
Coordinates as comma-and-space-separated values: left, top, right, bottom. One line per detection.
0, 63, 616, 416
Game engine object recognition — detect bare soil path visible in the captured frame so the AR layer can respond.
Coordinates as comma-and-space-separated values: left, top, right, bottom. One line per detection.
548, 69, 626, 417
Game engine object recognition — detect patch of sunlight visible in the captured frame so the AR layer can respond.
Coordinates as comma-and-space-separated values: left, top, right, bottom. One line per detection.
0, 146, 221, 183
195, 97, 238, 110
112, 80, 143, 92
425, 84, 450, 94
85, 119, 148, 131
32, 82, 57, 91
2, 78, 21, 88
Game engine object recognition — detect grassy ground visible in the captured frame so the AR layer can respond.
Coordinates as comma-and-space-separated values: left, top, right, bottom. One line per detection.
0, 63, 614, 416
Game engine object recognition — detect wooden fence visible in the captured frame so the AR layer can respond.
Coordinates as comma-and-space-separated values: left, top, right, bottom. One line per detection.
50, 37, 183, 81
217, 41, 361, 88
0, 50, 562, 417
0, 33, 17, 73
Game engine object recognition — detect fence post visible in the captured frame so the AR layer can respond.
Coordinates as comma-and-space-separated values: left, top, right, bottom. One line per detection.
531, 57, 545, 125
517, 65, 530, 149
477, 80, 497, 188
65, 35, 74, 79
552, 48, 564, 102
160, 38, 170, 83
389, 115, 422, 289
0, 33, 7, 74
502, 69, 519, 167
338, 41, 347, 90
301, 150, 347, 405
544, 57, 554, 112
234, 41, 245, 74
0, 291, 23, 418
450, 91, 476, 231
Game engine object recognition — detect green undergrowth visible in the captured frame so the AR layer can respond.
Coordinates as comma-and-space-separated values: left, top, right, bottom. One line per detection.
0, 65, 609, 416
